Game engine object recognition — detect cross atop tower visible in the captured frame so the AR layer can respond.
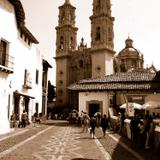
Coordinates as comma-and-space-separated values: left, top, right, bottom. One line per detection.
65, 0, 70, 4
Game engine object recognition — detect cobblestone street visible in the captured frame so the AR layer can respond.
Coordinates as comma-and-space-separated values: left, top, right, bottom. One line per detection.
0, 120, 159, 160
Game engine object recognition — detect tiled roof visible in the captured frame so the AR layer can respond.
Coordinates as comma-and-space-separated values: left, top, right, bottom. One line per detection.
8, 0, 25, 26
68, 71, 160, 91
79, 72, 156, 83
69, 83, 151, 91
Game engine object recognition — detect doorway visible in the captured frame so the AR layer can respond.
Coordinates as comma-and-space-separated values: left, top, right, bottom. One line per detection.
88, 103, 100, 117
24, 96, 29, 113
14, 95, 20, 115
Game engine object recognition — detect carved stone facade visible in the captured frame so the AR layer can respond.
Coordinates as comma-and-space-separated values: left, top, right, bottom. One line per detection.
55, 0, 115, 110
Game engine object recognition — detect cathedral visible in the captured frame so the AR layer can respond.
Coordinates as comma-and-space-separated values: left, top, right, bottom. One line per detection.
55, 0, 156, 113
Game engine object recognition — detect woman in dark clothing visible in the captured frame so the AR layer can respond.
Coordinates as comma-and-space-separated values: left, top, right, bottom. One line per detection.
130, 114, 140, 148
90, 115, 97, 138
100, 114, 109, 137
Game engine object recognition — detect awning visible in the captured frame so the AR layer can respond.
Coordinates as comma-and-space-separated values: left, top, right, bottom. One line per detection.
13, 90, 35, 99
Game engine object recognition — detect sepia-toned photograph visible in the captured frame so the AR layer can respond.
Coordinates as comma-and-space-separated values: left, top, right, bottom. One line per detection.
0, 0, 160, 159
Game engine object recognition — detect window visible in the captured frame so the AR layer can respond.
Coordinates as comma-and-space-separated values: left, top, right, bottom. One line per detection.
108, 28, 112, 41
96, 0, 101, 13
95, 27, 101, 41
97, 0, 101, 7
59, 70, 63, 75
0, 39, 8, 66
70, 37, 73, 49
109, 95, 115, 108
96, 65, 101, 72
36, 70, 39, 84
61, 11, 65, 21
79, 60, 83, 68
58, 89, 63, 96
132, 60, 136, 67
24, 69, 32, 89
59, 36, 64, 49
59, 80, 63, 85
35, 103, 39, 114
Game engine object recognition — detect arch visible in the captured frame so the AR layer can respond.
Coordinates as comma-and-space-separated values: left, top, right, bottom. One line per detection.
108, 27, 112, 41
97, 0, 101, 7
79, 60, 84, 68
95, 27, 101, 41
61, 11, 65, 21
59, 36, 64, 49
70, 37, 73, 49
96, 0, 101, 12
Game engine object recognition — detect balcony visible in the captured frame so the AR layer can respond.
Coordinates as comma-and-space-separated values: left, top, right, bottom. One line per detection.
0, 54, 14, 74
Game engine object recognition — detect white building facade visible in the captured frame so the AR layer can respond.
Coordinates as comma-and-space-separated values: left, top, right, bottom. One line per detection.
0, 0, 43, 134
79, 92, 109, 117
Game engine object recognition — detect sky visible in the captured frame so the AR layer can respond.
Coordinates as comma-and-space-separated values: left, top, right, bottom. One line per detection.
20, 0, 160, 85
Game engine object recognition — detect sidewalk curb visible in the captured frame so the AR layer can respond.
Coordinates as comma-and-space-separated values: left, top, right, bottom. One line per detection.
94, 137, 112, 160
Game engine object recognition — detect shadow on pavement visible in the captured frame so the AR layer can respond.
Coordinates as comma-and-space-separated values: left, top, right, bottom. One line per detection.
78, 137, 94, 140
71, 158, 98, 160
43, 120, 69, 126
103, 132, 160, 160
95, 128, 160, 160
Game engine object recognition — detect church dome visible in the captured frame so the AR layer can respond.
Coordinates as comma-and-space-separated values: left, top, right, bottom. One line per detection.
115, 37, 144, 73
118, 37, 143, 58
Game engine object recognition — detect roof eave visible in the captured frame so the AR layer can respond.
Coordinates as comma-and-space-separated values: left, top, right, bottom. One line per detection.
9, 0, 39, 44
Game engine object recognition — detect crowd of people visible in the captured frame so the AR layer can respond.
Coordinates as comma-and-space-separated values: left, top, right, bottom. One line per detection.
9, 108, 158, 149
10, 110, 29, 128
68, 109, 157, 148
80, 111, 109, 138
130, 111, 155, 149
10, 110, 42, 128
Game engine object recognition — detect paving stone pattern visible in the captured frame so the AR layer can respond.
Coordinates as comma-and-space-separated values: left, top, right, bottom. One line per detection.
0, 124, 106, 160
0, 122, 160, 160
0, 125, 48, 158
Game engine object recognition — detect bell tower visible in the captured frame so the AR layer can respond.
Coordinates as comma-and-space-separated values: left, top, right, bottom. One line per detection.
55, 0, 78, 108
90, 0, 115, 78
56, 0, 78, 54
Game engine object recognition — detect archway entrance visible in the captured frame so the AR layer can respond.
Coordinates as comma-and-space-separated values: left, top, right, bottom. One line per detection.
89, 103, 100, 117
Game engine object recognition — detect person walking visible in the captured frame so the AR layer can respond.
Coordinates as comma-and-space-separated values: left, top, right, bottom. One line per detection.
147, 116, 155, 148
21, 110, 28, 128
90, 115, 97, 138
130, 113, 140, 148
100, 114, 109, 137
144, 115, 154, 149
95, 112, 101, 127
119, 111, 125, 134
82, 112, 90, 133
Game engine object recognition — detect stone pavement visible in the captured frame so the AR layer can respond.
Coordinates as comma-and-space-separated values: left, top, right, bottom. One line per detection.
0, 121, 110, 160
0, 120, 159, 160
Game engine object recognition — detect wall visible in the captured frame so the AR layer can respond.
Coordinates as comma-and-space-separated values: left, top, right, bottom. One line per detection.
145, 93, 160, 103
79, 91, 109, 116
0, 0, 42, 129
